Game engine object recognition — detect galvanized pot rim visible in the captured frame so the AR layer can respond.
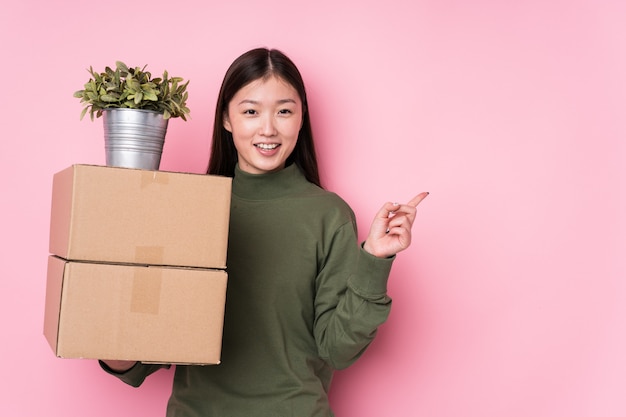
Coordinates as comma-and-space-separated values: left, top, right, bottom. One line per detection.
102, 108, 164, 115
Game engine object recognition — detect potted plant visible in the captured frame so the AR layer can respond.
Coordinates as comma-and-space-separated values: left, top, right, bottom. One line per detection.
74, 61, 190, 170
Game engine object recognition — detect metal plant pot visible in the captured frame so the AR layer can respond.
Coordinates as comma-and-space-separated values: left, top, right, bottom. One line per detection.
103, 108, 169, 170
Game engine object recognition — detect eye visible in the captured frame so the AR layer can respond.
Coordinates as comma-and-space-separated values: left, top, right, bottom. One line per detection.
243, 109, 257, 115
278, 109, 292, 115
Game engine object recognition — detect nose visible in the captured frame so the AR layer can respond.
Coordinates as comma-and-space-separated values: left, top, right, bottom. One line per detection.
259, 114, 277, 137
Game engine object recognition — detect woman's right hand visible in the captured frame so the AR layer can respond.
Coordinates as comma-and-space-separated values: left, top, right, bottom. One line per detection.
101, 360, 137, 373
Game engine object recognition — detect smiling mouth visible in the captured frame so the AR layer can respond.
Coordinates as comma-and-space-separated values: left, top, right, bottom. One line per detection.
255, 143, 279, 150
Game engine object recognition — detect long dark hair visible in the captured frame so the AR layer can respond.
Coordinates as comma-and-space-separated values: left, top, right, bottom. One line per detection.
206, 48, 321, 187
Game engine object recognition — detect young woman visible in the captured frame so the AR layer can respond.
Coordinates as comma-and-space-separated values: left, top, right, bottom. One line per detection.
101, 48, 428, 417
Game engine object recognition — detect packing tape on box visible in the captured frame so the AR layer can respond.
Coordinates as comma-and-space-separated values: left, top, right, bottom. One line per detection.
131, 267, 162, 315
140, 170, 169, 189
135, 246, 165, 265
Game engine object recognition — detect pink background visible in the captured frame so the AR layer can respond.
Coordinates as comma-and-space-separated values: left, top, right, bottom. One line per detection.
1, 1, 624, 416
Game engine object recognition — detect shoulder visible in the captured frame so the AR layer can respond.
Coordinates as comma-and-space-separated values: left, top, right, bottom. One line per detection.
294, 184, 356, 224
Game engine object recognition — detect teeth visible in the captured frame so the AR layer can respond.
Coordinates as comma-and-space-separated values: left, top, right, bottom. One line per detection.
256, 143, 278, 150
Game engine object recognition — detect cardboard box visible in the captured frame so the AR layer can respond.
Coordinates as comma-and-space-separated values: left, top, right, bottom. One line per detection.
44, 255, 227, 364
49, 164, 231, 269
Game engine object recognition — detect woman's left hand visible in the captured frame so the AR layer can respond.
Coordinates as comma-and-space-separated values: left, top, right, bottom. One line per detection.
363, 192, 429, 258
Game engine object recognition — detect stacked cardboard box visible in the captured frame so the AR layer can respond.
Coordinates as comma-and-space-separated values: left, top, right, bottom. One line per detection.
43, 164, 232, 365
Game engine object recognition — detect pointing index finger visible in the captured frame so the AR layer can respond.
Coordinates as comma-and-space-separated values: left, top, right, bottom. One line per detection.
407, 192, 430, 208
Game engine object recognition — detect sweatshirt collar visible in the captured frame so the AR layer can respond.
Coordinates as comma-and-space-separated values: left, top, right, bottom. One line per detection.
232, 163, 309, 200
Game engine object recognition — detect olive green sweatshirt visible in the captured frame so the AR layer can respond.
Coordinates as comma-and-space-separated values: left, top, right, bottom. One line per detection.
102, 163, 394, 416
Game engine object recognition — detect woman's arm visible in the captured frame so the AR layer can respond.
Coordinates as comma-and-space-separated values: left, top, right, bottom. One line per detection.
314, 192, 428, 369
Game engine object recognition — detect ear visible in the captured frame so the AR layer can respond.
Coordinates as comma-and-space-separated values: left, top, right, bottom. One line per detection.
223, 112, 232, 132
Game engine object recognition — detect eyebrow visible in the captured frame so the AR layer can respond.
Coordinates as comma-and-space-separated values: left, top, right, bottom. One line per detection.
237, 98, 297, 106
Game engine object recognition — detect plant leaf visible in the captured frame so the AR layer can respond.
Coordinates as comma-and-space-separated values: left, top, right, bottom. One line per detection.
116, 61, 129, 74
143, 90, 158, 101
101, 94, 119, 103
134, 91, 143, 104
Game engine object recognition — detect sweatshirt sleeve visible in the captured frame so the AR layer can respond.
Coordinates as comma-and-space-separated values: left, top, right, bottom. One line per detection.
314, 220, 394, 370
98, 360, 169, 387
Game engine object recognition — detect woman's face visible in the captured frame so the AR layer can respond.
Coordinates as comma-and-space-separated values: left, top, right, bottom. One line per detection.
224, 76, 303, 175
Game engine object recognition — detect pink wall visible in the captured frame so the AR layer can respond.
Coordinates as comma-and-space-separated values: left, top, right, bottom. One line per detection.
1, 0, 624, 416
